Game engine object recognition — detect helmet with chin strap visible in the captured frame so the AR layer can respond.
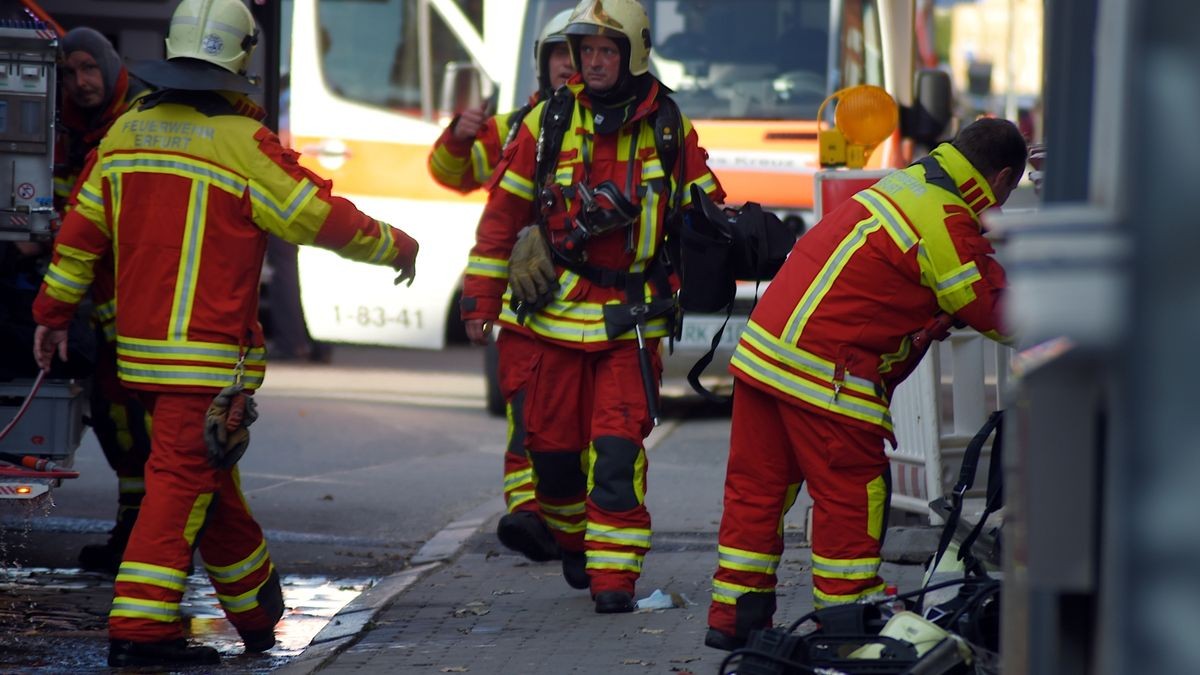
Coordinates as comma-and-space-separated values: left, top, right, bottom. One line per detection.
562, 0, 652, 77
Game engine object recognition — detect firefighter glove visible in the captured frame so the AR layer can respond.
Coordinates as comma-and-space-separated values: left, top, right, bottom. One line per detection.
508, 225, 557, 310
204, 382, 259, 469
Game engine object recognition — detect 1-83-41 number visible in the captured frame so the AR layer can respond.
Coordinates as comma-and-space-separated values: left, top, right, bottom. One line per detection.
333, 305, 424, 329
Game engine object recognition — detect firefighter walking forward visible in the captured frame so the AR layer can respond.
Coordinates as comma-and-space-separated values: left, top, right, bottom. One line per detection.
462, 0, 723, 614
705, 118, 1027, 651
429, 9, 575, 564
31, 0, 419, 667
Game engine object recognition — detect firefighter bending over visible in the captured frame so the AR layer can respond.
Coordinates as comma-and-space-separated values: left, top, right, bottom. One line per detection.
705, 118, 1027, 651
461, 0, 724, 614
428, 9, 575, 565
31, 0, 419, 667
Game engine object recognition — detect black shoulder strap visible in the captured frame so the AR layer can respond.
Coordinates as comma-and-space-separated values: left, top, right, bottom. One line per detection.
653, 95, 684, 218
534, 87, 577, 193
502, 102, 535, 150
914, 155, 962, 198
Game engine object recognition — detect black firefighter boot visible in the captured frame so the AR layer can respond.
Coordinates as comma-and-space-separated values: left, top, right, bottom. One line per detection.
496, 510, 561, 562
108, 639, 220, 667
705, 591, 777, 651
79, 507, 138, 575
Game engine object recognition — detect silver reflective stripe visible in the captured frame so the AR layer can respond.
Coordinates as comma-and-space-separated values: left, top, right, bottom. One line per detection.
118, 339, 263, 361
718, 549, 778, 573
172, 180, 207, 340
784, 218, 881, 344
937, 264, 980, 291
111, 598, 180, 619
730, 350, 891, 425
207, 545, 268, 583
104, 157, 245, 193
44, 267, 88, 291
117, 363, 265, 386
586, 525, 651, 546
587, 553, 642, 567
856, 189, 917, 251
743, 323, 877, 392
811, 559, 880, 576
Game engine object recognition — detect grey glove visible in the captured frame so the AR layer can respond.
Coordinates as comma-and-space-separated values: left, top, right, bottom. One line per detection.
508, 225, 558, 309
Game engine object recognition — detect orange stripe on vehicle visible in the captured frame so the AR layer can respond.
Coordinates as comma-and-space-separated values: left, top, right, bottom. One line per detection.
691, 120, 819, 209
292, 135, 487, 203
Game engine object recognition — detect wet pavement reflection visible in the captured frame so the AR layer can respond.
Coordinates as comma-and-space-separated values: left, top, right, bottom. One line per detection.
0, 565, 374, 672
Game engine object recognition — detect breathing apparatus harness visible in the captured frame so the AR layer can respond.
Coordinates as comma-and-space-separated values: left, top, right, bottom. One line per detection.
516, 85, 684, 424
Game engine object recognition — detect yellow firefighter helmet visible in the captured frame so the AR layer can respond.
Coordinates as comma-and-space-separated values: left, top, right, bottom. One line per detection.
563, 0, 652, 76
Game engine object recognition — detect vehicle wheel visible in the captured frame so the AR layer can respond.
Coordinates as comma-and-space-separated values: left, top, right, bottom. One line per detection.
484, 336, 505, 417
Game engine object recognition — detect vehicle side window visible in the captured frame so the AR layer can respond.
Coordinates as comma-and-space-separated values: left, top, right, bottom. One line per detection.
317, 0, 475, 118
840, 0, 884, 89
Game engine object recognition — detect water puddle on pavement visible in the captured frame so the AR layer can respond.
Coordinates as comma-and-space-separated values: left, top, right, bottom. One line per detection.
0, 565, 375, 671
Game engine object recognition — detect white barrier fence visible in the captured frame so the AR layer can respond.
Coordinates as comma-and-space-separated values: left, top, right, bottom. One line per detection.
887, 331, 1011, 522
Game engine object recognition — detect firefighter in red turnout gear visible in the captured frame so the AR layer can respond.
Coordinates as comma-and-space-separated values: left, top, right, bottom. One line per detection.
429, 9, 576, 564
462, 0, 724, 614
31, 0, 419, 667
705, 118, 1027, 650
55, 26, 156, 576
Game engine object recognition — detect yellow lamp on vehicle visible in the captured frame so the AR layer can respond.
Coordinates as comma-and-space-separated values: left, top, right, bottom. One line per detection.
818, 85, 899, 169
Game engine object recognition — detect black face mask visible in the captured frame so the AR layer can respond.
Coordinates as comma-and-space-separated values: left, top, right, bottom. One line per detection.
590, 74, 653, 135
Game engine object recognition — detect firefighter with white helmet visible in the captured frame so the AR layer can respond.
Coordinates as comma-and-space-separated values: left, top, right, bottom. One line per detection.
32, 0, 419, 666
462, 0, 724, 614
427, 9, 576, 565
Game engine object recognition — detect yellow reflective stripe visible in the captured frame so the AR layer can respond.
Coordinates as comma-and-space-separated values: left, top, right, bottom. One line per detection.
877, 337, 913, 375
117, 337, 265, 364
730, 346, 892, 430
503, 467, 533, 491
554, 166, 574, 184
501, 305, 670, 343
867, 475, 887, 540
252, 175, 319, 225
467, 255, 508, 279
77, 181, 104, 208
811, 552, 882, 579
116, 561, 188, 592
680, 173, 719, 208
717, 545, 780, 575
540, 500, 586, 517
778, 482, 801, 537
110, 596, 181, 622
543, 515, 586, 534
470, 139, 491, 185
216, 565, 275, 613
507, 490, 535, 510
104, 153, 245, 196
169, 180, 206, 341
712, 579, 773, 605
206, 540, 269, 584
814, 582, 886, 608
634, 445, 647, 504
111, 172, 123, 237
635, 184, 661, 263
641, 158, 664, 181
499, 169, 535, 200
783, 217, 883, 342
94, 299, 117, 323
741, 322, 879, 398
585, 523, 651, 547
43, 265, 91, 304
183, 493, 213, 547
854, 189, 918, 252
429, 143, 471, 186
587, 550, 642, 572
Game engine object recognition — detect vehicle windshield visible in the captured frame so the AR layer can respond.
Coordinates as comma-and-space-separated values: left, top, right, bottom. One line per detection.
517, 0, 832, 121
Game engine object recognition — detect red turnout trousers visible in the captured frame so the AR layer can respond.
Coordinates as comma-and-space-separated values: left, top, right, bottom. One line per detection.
109, 392, 281, 643
709, 381, 891, 637
519, 338, 660, 595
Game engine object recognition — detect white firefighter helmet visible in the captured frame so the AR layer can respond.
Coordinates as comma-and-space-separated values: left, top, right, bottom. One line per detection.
563, 0, 652, 76
535, 9, 573, 91
131, 0, 260, 93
